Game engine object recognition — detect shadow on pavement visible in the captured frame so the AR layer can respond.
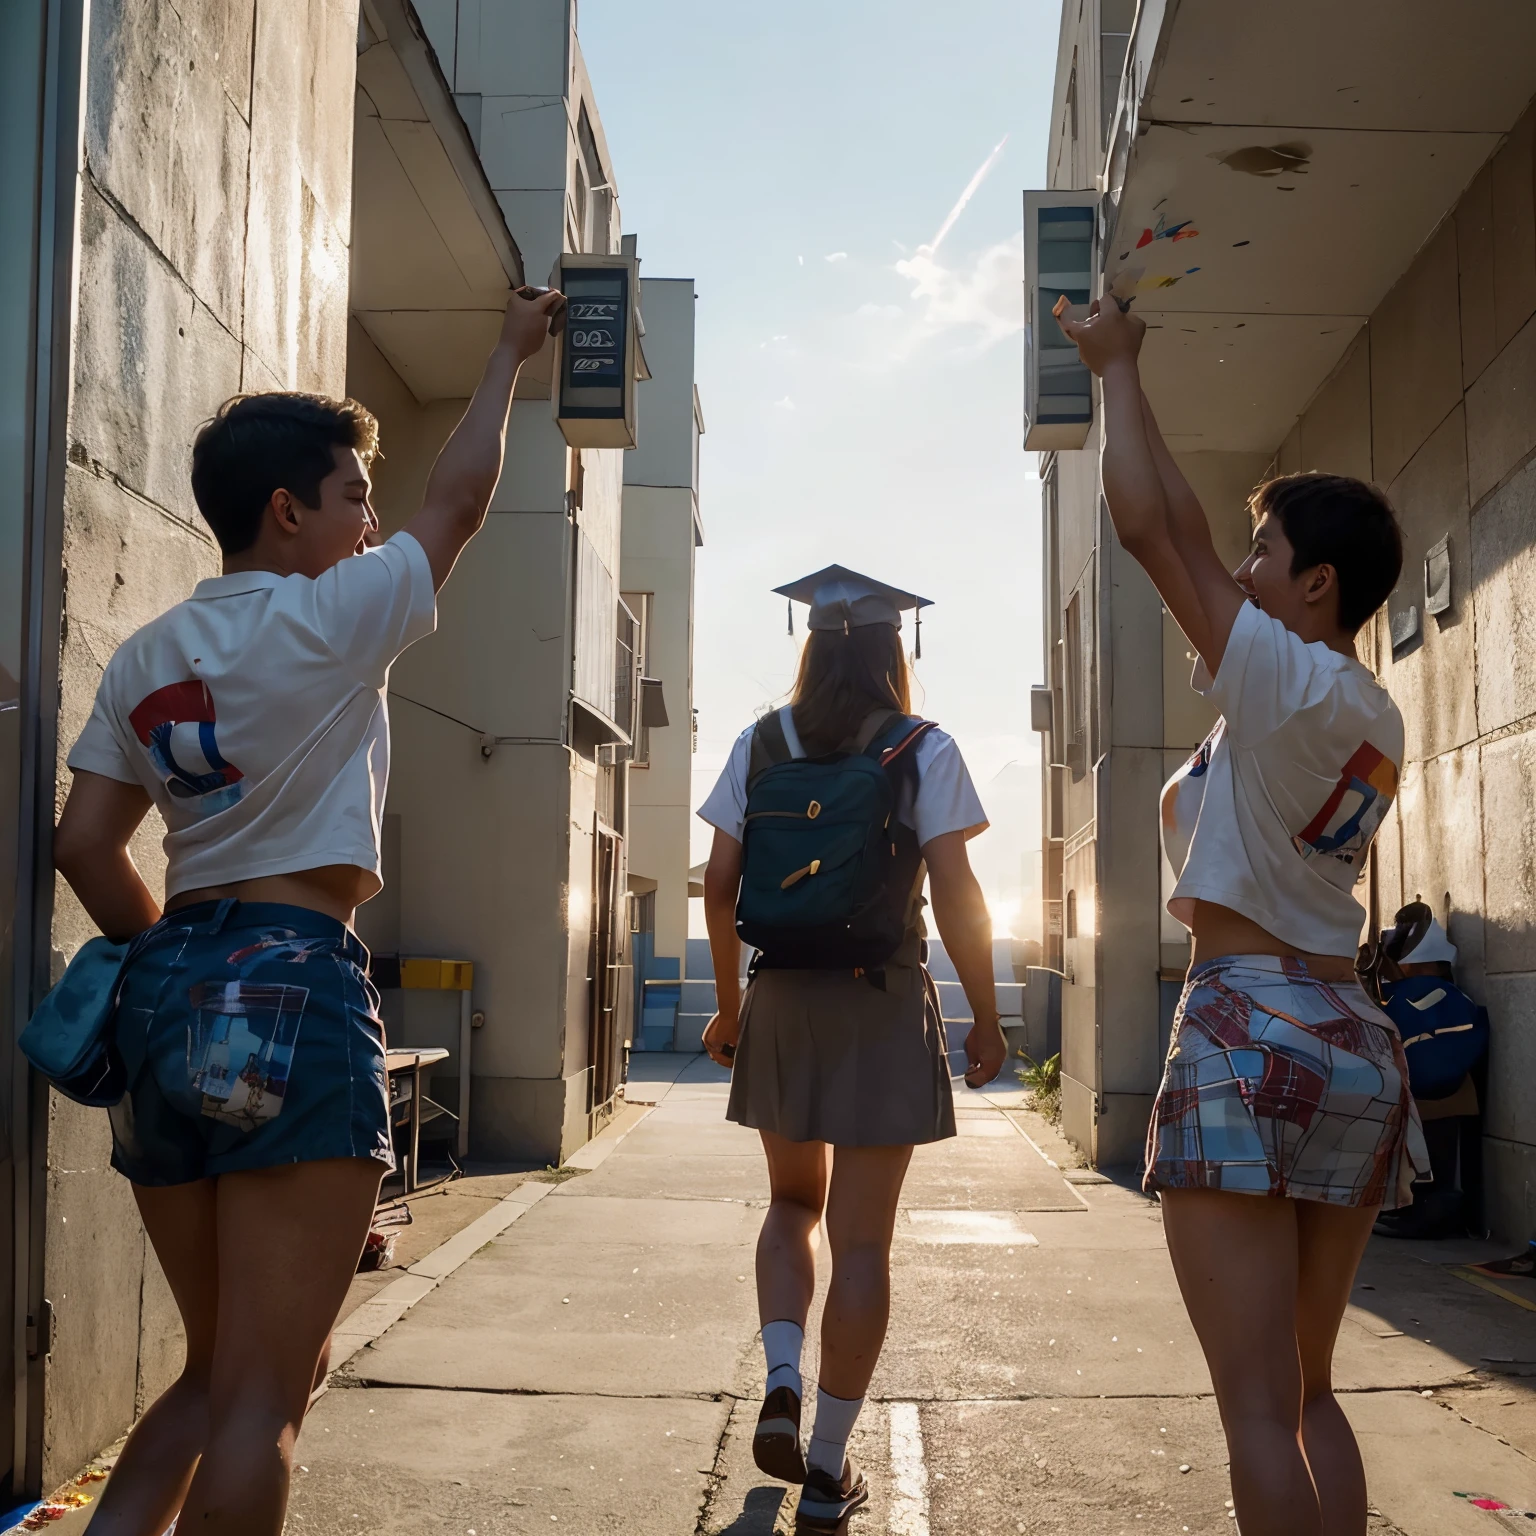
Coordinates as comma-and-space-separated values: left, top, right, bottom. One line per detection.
713, 1484, 787, 1534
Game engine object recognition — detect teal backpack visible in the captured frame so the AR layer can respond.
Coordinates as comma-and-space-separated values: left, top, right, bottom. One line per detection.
736, 708, 936, 970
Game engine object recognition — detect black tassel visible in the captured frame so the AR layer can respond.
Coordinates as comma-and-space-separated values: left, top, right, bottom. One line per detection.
915, 610, 922, 660
787, 599, 793, 636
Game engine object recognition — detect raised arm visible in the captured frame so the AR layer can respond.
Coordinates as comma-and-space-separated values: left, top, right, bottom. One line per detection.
1055, 298, 1247, 674
405, 287, 566, 591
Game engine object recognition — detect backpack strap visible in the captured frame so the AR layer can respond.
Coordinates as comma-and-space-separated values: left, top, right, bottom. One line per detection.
868, 716, 939, 766
849, 708, 901, 753
747, 707, 794, 788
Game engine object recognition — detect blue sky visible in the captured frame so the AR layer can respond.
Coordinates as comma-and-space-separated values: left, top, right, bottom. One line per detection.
579, 0, 1062, 934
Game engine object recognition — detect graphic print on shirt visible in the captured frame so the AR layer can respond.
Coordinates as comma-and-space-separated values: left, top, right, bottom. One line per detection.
1292, 741, 1398, 876
128, 680, 245, 815
1160, 723, 1222, 873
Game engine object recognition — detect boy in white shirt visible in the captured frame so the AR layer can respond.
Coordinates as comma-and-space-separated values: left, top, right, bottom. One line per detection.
53, 287, 564, 1535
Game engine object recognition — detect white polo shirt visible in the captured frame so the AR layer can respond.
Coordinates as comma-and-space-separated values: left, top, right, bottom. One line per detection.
699, 705, 988, 847
68, 532, 436, 900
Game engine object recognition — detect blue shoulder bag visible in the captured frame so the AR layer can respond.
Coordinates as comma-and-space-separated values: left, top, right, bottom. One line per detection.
18, 935, 131, 1107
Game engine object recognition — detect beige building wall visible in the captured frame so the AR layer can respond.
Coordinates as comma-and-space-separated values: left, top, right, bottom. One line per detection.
1038, 0, 1536, 1235
43, 0, 360, 1487
622, 277, 702, 971
349, 0, 633, 1162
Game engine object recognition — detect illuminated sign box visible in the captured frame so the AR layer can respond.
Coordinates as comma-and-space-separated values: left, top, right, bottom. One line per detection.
1024, 190, 1099, 451
553, 252, 643, 450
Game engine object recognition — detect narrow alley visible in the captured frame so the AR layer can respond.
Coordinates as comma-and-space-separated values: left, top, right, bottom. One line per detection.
263, 1057, 1536, 1536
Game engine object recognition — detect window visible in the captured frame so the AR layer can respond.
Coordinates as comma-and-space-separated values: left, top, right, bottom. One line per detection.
1063, 587, 1088, 776
1066, 57, 1079, 144
621, 591, 653, 765
1065, 890, 1078, 938
615, 596, 639, 755
1061, 563, 1095, 778
570, 155, 588, 252
576, 104, 613, 255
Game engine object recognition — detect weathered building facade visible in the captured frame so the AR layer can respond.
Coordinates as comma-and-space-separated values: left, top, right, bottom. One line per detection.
1033, 0, 1536, 1240
7, 0, 361, 1494
4, 0, 698, 1498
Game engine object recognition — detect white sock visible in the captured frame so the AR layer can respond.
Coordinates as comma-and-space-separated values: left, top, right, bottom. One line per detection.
761, 1318, 805, 1397
807, 1387, 863, 1477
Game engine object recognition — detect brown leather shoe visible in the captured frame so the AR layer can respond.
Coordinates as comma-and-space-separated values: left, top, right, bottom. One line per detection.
753, 1384, 807, 1483
794, 1457, 869, 1534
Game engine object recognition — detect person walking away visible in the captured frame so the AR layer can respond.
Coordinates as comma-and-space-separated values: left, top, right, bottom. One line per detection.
1056, 296, 1427, 1536
699, 566, 1007, 1534
51, 288, 566, 1536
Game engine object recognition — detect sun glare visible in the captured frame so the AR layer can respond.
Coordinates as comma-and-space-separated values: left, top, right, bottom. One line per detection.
987, 896, 1019, 937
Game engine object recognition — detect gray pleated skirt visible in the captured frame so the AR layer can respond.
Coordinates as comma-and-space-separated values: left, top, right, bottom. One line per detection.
725, 955, 956, 1147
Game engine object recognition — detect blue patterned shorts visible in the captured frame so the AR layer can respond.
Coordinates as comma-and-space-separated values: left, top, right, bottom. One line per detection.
109, 900, 395, 1187
1144, 955, 1428, 1210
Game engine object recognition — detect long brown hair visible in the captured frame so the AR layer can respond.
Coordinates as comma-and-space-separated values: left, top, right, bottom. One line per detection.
789, 624, 912, 756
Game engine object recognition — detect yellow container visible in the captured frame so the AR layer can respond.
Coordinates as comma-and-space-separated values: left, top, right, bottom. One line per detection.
400, 958, 474, 991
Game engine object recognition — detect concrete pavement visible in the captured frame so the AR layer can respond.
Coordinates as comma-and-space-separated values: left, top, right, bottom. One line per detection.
283, 1054, 1536, 1535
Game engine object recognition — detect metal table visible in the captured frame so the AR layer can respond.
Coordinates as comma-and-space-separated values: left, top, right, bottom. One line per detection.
385, 1047, 450, 1193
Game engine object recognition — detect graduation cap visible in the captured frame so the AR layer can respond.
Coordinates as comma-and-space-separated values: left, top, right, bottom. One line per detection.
773, 565, 933, 658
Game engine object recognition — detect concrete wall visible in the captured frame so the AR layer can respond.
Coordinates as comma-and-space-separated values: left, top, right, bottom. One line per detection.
347, 321, 594, 1160
622, 278, 700, 969
1278, 99, 1536, 1238
46, 0, 359, 1484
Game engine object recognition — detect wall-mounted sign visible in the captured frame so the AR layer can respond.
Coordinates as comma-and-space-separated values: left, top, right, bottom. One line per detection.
1024, 190, 1100, 452
552, 251, 643, 449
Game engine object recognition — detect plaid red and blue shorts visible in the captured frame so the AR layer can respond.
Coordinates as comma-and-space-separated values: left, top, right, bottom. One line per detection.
1144, 955, 1428, 1210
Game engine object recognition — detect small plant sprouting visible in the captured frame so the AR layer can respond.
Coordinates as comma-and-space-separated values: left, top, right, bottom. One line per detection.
1015, 1050, 1062, 1124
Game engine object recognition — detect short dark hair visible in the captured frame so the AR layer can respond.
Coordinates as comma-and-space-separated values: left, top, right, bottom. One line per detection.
190, 392, 380, 555
1248, 472, 1404, 633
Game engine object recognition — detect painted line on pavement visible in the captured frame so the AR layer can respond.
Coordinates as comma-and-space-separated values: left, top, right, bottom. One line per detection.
1452, 1265, 1536, 1313
329, 1106, 654, 1373
327, 1182, 554, 1372
888, 1401, 931, 1536
1004, 1114, 1091, 1209
558, 1103, 654, 1174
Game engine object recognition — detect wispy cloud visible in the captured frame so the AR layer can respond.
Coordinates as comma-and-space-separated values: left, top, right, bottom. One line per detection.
824, 251, 848, 263
893, 234, 1023, 354
774, 396, 796, 410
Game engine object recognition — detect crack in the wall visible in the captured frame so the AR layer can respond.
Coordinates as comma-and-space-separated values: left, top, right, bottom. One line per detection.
83, 173, 243, 362
66, 446, 214, 546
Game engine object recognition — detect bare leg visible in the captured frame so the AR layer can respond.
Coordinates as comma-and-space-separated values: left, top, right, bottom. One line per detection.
818, 1144, 913, 1400
87, 1180, 220, 1536
757, 1131, 829, 1329
177, 1157, 383, 1535
1296, 1200, 1380, 1536
1161, 1189, 1320, 1536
